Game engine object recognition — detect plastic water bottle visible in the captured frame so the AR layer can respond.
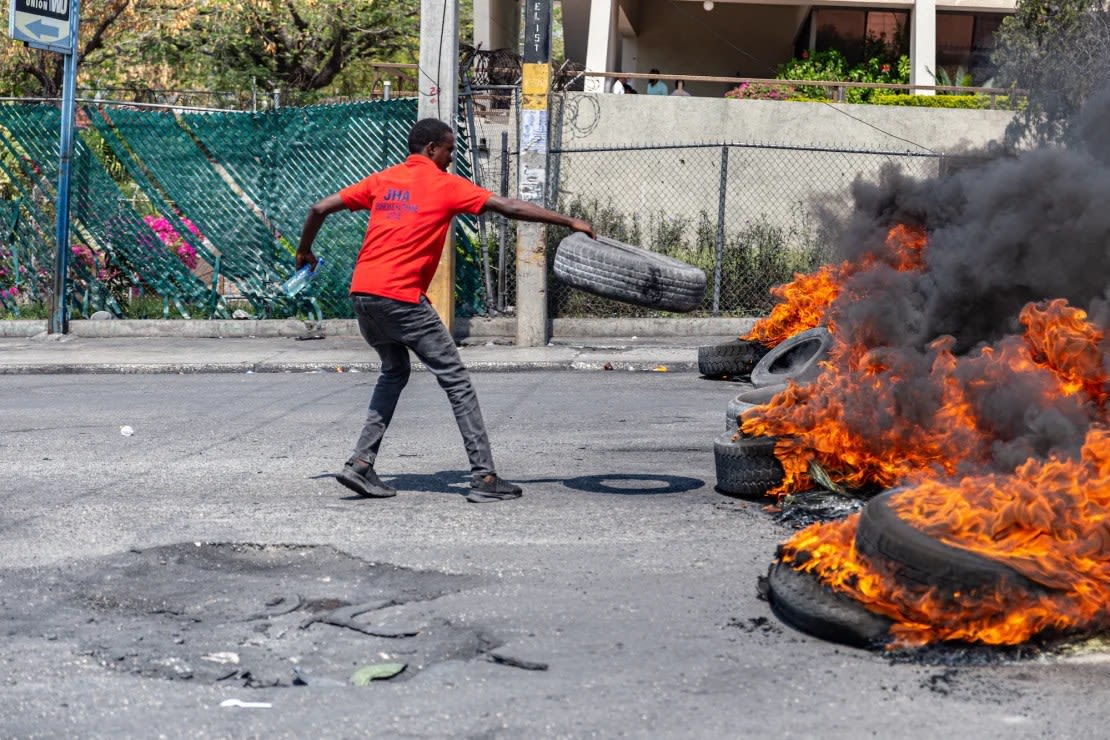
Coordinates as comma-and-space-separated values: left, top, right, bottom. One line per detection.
282, 258, 324, 297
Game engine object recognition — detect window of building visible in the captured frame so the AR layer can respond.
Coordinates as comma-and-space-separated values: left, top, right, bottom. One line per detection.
812, 8, 908, 66
937, 12, 1006, 85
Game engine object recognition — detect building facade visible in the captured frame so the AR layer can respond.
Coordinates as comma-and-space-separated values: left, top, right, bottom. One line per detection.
473, 0, 1015, 98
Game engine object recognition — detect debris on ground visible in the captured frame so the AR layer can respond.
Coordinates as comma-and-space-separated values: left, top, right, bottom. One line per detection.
486, 652, 549, 671
350, 662, 407, 685
220, 698, 273, 708
774, 489, 866, 527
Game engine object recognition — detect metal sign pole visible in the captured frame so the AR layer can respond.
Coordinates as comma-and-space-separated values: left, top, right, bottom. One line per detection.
50, 0, 79, 333
12, 0, 82, 333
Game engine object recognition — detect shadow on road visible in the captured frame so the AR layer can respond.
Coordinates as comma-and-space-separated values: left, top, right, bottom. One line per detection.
317, 470, 705, 497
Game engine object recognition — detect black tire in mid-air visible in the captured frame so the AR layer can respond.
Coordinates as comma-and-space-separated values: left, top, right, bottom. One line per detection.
698, 338, 769, 379
713, 432, 784, 499
854, 490, 1056, 595
750, 326, 833, 388
763, 560, 893, 648
553, 233, 707, 313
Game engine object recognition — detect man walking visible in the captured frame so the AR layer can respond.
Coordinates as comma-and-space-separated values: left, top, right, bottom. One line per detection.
296, 118, 594, 503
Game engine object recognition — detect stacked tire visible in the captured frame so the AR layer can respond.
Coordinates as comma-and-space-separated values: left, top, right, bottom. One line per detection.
764, 490, 1058, 648
713, 433, 784, 499
698, 339, 769, 380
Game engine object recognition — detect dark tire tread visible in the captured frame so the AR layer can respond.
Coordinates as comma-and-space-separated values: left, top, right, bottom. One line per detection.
554, 233, 706, 313
713, 432, 784, 498
765, 561, 892, 648
699, 339, 769, 379
855, 491, 1052, 595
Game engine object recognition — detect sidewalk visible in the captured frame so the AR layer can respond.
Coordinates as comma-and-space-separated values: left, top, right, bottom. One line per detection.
0, 318, 751, 374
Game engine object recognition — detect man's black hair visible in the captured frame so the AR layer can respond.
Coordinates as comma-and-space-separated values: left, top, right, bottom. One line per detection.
408, 118, 453, 154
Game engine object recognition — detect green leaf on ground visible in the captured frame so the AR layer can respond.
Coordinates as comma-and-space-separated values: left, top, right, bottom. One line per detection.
350, 662, 407, 685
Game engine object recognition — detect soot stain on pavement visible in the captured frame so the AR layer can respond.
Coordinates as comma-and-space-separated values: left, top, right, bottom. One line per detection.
0, 542, 497, 688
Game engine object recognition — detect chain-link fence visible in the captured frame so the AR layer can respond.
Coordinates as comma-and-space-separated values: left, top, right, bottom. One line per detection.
0, 88, 954, 324
0, 97, 499, 320
542, 132, 943, 317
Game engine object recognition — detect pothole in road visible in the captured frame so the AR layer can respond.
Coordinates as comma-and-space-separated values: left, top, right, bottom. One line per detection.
2, 543, 496, 688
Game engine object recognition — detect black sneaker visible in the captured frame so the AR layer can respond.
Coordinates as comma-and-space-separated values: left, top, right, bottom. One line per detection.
467, 474, 523, 503
336, 459, 396, 498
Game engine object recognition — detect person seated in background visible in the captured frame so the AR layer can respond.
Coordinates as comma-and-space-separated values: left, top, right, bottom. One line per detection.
670, 80, 691, 97
611, 75, 637, 94
646, 70, 668, 95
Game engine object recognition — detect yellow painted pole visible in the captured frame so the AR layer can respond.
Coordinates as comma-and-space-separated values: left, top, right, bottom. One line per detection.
427, 234, 456, 328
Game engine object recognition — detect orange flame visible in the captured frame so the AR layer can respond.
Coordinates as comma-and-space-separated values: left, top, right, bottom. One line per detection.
744, 300, 1106, 497
744, 224, 926, 347
781, 427, 1110, 647
753, 223, 1110, 647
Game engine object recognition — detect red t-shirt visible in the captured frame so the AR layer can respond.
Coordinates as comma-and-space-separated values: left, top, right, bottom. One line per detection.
340, 155, 491, 302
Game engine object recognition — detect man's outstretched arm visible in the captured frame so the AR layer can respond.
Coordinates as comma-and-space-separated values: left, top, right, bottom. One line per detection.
295, 193, 348, 270
481, 195, 595, 239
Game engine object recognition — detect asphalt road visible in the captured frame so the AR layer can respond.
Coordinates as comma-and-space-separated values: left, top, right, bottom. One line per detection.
1, 372, 1106, 739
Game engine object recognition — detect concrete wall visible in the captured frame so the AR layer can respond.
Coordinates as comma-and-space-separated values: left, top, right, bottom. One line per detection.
548, 93, 1013, 241
557, 92, 1013, 148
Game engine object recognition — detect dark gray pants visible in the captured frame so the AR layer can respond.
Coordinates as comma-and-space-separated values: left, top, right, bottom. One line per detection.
350, 293, 495, 477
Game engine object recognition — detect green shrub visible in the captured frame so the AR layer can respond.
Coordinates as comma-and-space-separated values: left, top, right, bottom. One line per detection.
775, 50, 910, 103
872, 93, 1019, 109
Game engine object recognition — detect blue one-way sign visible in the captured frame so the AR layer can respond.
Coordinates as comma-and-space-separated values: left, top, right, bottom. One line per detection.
9, 0, 73, 53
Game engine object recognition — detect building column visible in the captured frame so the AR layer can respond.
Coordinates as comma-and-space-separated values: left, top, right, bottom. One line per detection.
584, 0, 615, 92
910, 0, 936, 96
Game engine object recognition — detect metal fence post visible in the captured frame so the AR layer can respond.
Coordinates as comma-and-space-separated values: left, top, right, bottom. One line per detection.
713, 145, 728, 316
497, 130, 510, 312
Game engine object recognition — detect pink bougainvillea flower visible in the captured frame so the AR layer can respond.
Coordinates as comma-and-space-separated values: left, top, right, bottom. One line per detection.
175, 243, 198, 269
142, 214, 203, 270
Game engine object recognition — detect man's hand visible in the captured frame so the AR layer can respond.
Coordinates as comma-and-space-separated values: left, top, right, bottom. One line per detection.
569, 218, 595, 239
295, 250, 318, 271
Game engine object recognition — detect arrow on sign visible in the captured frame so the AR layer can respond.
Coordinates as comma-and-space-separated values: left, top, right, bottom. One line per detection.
25, 18, 60, 39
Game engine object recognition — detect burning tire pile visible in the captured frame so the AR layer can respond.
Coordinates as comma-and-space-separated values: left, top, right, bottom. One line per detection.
701, 131, 1110, 652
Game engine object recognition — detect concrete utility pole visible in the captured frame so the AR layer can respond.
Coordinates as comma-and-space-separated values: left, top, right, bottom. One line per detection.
516, 0, 553, 347
419, 0, 460, 329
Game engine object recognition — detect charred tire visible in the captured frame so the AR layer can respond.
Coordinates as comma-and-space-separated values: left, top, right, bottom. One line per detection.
750, 327, 833, 388
554, 233, 707, 313
726, 383, 789, 432
698, 339, 770, 379
855, 491, 1053, 595
765, 561, 892, 649
713, 432, 784, 499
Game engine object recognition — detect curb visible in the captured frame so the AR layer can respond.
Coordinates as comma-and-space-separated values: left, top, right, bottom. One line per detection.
0, 359, 700, 375
0, 316, 754, 339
